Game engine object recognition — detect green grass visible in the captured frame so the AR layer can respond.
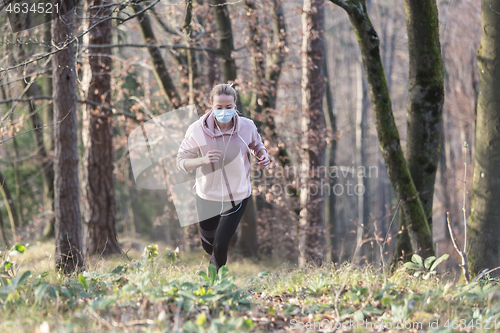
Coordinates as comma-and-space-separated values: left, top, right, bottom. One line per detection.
1, 239, 500, 332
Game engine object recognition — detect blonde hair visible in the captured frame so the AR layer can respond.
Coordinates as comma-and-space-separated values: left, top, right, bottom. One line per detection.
209, 83, 242, 115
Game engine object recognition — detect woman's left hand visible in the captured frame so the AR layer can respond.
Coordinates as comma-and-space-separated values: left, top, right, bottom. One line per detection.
258, 152, 271, 170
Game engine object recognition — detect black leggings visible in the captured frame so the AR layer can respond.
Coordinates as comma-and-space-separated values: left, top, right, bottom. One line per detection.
196, 195, 249, 271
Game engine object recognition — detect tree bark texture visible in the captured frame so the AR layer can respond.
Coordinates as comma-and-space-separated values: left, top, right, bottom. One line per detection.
299, 0, 326, 267
395, 0, 444, 259
329, 0, 434, 258
42, 20, 56, 239
210, 0, 237, 84
11, 118, 23, 228
52, 7, 85, 274
81, 0, 121, 256
467, 0, 500, 277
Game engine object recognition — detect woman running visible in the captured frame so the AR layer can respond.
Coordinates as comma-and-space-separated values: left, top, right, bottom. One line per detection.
176, 83, 270, 273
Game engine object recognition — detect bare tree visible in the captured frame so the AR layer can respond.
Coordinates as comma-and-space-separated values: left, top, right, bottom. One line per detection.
81, 0, 121, 256
298, 0, 327, 267
329, 0, 434, 258
467, 0, 500, 276
41, 19, 56, 239
394, 0, 444, 261
52, 6, 85, 274
131, 2, 182, 108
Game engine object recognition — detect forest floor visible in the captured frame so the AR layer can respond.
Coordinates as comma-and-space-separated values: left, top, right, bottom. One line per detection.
1, 236, 500, 333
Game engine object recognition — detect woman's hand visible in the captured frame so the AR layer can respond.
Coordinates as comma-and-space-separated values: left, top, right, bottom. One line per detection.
257, 151, 270, 170
182, 150, 222, 172
202, 149, 223, 165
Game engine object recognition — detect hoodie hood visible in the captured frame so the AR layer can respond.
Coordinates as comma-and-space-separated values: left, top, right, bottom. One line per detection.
201, 109, 240, 138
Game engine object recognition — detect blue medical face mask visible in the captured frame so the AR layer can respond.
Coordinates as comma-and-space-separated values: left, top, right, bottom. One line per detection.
213, 108, 235, 124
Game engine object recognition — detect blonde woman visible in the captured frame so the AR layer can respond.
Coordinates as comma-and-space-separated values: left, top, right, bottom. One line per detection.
177, 83, 270, 273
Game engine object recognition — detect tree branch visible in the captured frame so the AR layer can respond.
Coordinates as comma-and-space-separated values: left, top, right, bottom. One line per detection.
328, 0, 355, 13
150, 7, 181, 35
131, 1, 183, 108
0, 0, 161, 74
0, 96, 139, 120
82, 43, 224, 56
183, 0, 194, 37
447, 212, 470, 283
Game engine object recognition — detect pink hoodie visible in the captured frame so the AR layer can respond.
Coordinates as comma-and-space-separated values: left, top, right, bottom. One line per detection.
176, 109, 267, 202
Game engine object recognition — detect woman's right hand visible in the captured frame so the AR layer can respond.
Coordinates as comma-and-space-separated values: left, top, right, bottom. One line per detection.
202, 150, 223, 165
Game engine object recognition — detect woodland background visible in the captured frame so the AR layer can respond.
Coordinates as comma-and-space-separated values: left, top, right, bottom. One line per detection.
0, 0, 490, 277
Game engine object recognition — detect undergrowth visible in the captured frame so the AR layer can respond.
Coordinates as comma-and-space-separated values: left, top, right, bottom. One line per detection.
1, 241, 500, 332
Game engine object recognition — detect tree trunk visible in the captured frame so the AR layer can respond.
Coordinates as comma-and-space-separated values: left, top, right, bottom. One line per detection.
43, 21, 54, 154
121, 141, 136, 236
52, 6, 85, 274
42, 20, 56, 239
298, 0, 326, 267
395, 0, 444, 260
11, 119, 23, 228
206, 36, 220, 90
377, 153, 391, 263
436, 115, 454, 271
377, 5, 397, 264
467, 0, 500, 277
323, 50, 337, 264
131, 3, 182, 109
354, 59, 370, 264
0, 209, 7, 248
210, 0, 237, 84
235, 194, 258, 257
329, 0, 434, 258
0, 169, 18, 241
183, 0, 195, 105
128, 160, 143, 235
81, 0, 121, 256
439, 117, 451, 241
